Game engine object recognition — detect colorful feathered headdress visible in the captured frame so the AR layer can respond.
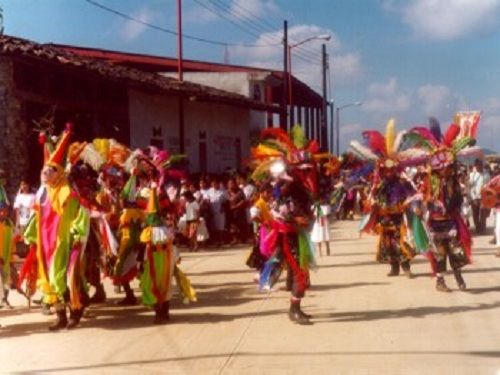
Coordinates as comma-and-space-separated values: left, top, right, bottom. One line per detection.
250, 125, 333, 198
67, 138, 131, 181
349, 119, 427, 169
406, 113, 482, 169
39, 122, 73, 170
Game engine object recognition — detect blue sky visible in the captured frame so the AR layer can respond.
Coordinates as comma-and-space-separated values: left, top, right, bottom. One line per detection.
3, 0, 500, 151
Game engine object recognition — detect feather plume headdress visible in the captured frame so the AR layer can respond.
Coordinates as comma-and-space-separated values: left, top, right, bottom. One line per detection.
250, 125, 335, 197
406, 114, 482, 169
348, 119, 426, 169
68, 138, 131, 178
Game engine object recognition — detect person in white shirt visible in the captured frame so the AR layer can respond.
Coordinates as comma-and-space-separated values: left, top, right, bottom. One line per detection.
13, 180, 35, 236
237, 175, 256, 242
207, 179, 227, 247
311, 199, 331, 256
182, 191, 200, 251
469, 160, 486, 234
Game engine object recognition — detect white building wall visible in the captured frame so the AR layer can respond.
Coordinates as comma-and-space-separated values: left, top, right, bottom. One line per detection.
162, 72, 267, 133
161, 72, 251, 96
128, 89, 251, 173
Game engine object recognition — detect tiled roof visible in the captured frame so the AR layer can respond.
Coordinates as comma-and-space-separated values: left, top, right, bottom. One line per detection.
0, 35, 279, 112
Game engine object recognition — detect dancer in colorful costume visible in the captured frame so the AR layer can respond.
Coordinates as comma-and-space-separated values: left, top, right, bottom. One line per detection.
407, 116, 481, 291
24, 123, 90, 330
82, 139, 129, 303
350, 119, 429, 278
112, 170, 143, 305
246, 182, 273, 277
145, 147, 197, 307
138, 185, 179, 323
65, 160, 102, 325
250, 125, 322, 325
481, 174, 500, 255
0, 181, 14, 307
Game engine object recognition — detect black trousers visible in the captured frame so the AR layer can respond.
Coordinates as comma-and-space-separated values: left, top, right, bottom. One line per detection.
471, 199, 483, 233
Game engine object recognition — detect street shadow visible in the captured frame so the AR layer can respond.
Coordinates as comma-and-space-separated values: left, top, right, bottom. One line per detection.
322, 251, 371, 257
20, 349, 500, 373
0, 280, 272, 338
191, 281, 256, 290
178, 252, 235, 258
465, 286, 500, 295
318, 260, 379, 268
1, 303, 284, 338
305, 281, 389, 292
330, 237, 367, 242
411, 265, 500, 279
77, 307, 284, 331
470, 251, 497, 256
0, 319, 55, 338
0, 305, 44, 318
188, 269, 254, 276
311, 300, 500, 323
463, 267, 500, 275
473, 247, 497, 252
411, 272, 433, 279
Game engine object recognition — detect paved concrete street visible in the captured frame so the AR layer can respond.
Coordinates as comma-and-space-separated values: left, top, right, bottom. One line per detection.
1, 220, 500, 374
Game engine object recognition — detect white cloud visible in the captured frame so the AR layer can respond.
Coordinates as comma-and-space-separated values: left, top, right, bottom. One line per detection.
478, 96, 500, 131
363, 78, 411, 114
184, 4, 218, 25
481, 114, 500, 129
185, 0, 280, 26
339, 123, 362, 136
229, 24, 361, 91
484, 97, 500, 112
417, 84, 452, 115
415, 84, 470, 126
120, 7, 155, 41
229, 0, 280, 20
477, 110, 500, 149
393, 0, 500, 41
332, 52, 363, 85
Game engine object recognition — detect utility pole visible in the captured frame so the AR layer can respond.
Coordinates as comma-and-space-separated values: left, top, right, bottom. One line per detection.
321, 43, 328, 150
330, 100, 334, 155
177, 0, 185, 153
335, 106, 340, 156
288, 45, 294, 128
281, 20, 288, 130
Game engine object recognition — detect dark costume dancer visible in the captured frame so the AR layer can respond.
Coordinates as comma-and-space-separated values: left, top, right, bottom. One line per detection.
250, 125, 323, 325
407, 116, 480, 291
351, 119, 429, 278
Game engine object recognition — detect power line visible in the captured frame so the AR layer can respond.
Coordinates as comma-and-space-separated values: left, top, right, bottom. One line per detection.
196, 0, 320, 66
83, 0, 280, 48
222, 0, 279, 31
210, 0, 276, 38
213, 0, 321, 58
197, 0, 262, 40
84, 0, 321, 68
208, 0, 321, 62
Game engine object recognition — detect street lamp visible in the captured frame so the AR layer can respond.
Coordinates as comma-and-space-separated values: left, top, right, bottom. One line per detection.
336, 101, 362, 156
288, 34, 331, 108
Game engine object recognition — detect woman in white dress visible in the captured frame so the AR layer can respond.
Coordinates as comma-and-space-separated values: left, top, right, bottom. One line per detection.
311, 199, 331, 256
207, 179, 227, 247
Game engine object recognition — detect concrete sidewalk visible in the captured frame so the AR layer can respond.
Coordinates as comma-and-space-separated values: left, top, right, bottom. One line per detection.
1, 220, 500, 374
